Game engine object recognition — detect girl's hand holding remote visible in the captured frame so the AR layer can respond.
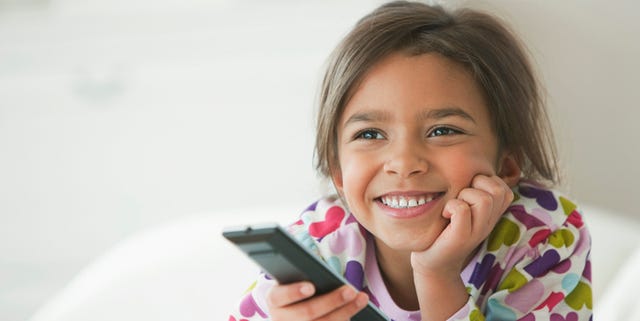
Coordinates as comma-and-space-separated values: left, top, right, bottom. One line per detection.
266, 282, 369, 321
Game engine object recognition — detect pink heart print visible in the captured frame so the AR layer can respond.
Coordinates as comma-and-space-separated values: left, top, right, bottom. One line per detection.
239, 294, 267, 318
309, 206, 345, 238
328, 226, 364, 257
528, 228, 551, 247
535, 291, 565, 311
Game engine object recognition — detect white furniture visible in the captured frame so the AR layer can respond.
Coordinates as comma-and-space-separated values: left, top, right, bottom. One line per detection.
28, 205, 640, 321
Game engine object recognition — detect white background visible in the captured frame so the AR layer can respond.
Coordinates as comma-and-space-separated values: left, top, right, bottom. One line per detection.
1, 0, 638, 320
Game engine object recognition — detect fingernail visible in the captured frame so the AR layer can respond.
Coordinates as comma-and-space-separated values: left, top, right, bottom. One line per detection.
300, 284, 314, 296
342, 288, 356, 301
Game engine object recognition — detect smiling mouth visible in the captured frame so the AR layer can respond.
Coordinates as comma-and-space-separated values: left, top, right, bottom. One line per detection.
377, 193, 444, 209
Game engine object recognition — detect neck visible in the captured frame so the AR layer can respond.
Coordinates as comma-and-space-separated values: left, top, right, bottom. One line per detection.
374, 238, 420, 311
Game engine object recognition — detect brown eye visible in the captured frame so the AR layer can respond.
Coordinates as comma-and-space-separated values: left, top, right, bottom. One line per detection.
428, 126, 462, 137
356, 129, 384, 140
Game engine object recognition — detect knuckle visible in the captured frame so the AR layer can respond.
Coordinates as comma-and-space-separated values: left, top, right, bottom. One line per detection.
487, 184, 504, 197
458, 202, 471, 214
479, 193, 494, 206
448, 199, 469, 215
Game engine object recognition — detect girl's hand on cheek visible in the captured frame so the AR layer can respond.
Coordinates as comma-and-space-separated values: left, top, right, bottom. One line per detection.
411, 175, 514, 276
266, 282, 369, 321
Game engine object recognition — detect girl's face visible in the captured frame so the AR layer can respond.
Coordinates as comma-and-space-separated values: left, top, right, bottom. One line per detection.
332, 52, 510, 253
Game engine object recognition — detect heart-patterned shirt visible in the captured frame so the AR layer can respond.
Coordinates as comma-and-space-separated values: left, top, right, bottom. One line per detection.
228, 181, 593, 321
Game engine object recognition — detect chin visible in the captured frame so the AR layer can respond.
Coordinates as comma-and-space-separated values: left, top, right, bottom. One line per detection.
381, 230, 440, 253
407, 223, 447, 251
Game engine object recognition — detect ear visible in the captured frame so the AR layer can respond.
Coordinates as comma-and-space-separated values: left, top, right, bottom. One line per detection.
497, 152, 521, 187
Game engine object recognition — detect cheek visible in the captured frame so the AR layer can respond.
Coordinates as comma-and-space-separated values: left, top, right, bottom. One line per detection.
337, 151, 381, 207
440, 146, 497, 183
338, 153, 368, 188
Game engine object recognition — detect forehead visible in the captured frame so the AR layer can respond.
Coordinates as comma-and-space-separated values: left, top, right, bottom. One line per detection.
340, 52, 489, 126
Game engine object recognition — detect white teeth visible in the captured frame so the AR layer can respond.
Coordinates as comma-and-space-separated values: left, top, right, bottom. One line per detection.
381, 195, 436, 209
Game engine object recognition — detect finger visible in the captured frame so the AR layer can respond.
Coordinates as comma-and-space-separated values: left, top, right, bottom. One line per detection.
457, 187, 494, 223
271, 285, 360, 320
471, 175, 513, 211
266, 282, 315, 309
442, 198, 469, 220
441, 199, 472, 242
316, 292, 369, 321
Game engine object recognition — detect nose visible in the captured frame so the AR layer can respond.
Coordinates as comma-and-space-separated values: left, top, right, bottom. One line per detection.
383, 139, 428, 178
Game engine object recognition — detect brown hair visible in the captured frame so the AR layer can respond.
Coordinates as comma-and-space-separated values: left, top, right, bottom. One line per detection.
314, 0, 559, 186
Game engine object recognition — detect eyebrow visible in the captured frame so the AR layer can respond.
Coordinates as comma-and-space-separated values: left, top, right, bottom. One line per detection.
422, 107, 476, 124
343, 106, 476, 126
343, 110, 391, 126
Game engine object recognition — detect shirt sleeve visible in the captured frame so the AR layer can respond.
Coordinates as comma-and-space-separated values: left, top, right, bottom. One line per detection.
448, 208, 592, 321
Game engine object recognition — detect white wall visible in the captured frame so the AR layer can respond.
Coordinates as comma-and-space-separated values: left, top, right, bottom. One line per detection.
485, 0, 640, 217
1, 0, 638, 320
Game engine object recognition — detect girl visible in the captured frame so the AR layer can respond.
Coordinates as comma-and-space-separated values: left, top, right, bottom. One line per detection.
229, 1, 592, 320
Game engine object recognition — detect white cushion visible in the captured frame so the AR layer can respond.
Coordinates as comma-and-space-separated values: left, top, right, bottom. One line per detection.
598, 245, 640, 320
28, 208, 295, 321
583, 205, 640, 306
